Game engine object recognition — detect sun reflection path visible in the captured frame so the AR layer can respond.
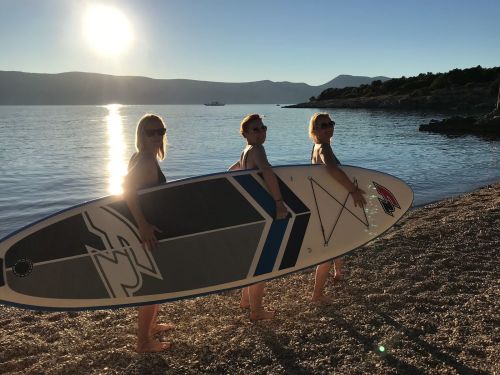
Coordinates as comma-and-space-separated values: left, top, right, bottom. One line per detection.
105, 104, 127, 195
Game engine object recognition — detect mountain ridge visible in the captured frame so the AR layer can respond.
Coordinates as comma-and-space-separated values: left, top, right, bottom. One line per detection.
0, 71, 390, 105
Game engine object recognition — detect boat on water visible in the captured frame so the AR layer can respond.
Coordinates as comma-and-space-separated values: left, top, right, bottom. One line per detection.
204, 101, 225, 106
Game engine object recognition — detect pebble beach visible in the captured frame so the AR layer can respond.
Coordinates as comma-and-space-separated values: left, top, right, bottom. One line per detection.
1, 183, 499, 375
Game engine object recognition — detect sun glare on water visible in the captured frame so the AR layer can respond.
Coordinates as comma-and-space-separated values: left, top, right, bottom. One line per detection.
105, 104, 127, 195
84, 4, 133, 56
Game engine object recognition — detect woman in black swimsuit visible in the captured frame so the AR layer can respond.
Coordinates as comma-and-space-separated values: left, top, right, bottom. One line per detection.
123, 114, 173, 352
309, 112, 366, 305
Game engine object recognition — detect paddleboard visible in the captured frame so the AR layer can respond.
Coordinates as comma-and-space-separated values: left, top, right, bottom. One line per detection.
0, 164, 413, 310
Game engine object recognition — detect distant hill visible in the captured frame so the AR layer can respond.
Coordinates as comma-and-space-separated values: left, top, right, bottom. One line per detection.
0, 71, 390, 105
320, 74, 391, 90
289, 66, 500, 111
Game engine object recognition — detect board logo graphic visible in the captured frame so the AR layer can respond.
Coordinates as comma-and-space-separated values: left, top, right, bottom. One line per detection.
309, 177, 369, 246
373, 181, 400, 216
82, 206, 163, 298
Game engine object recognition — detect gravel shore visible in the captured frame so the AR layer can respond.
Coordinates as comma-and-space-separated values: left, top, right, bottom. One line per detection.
1, 183, 499, 375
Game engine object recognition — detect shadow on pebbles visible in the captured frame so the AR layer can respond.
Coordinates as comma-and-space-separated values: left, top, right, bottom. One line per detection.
1, 183, 499, 374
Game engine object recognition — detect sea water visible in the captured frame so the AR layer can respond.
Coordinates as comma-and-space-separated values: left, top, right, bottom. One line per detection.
0, 104, 498, 237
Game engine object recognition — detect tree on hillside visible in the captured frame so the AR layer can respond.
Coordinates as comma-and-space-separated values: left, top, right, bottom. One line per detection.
309, 66, 500, 102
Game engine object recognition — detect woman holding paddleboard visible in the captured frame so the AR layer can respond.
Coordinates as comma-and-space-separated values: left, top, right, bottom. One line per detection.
123, 114, 173, 352
228, 114, 289, 320
308, 112, 366, 305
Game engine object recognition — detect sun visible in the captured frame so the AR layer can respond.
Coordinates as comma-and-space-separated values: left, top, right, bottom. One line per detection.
83, 4, 133, 56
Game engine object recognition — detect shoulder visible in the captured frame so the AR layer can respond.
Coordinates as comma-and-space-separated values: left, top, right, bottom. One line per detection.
129, 152, 156, 169
318, 143, 340, 165
250, 144, 268, 160
127, 152, 157, 180
250, 144, 267, 155
318, 144, 336, 159
247, 144, 270, 168
318, 143, 332, 154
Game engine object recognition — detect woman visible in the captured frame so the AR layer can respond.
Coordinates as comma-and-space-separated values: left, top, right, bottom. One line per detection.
123, 114, 173, 352
228, 114, 288, 321
308, 112, 366, 305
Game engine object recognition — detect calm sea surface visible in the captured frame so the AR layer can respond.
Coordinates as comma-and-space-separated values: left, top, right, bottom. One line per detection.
0, 104, 498, 238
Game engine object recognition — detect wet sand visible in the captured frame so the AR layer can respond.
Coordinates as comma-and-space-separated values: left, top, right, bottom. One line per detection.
1, 183, 499, 374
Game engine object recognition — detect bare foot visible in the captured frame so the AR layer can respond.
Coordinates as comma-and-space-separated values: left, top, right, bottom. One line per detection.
151, 323, 175, 336
136, 338, 171, 353
249, 308, 275, 321
311, 295, 333, 306
333, 273, 344, 281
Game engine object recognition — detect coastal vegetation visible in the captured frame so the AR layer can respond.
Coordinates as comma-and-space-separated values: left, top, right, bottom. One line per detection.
313, 66, 499, 101
296, 66, 500, 112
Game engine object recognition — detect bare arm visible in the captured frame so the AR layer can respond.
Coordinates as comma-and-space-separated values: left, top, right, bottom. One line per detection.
123, 158, 160, 250
326, 164, 356, 191
320, 147, 366, 207
252, 146, 288, 219
261, 166, 288, 219
228, 160, 241, 171
326, 165, 366, 207
260, 166, 282, 201
124, 189, 148, 230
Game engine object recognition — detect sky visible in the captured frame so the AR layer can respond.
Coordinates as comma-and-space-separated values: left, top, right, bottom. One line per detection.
0, 0, 499, 86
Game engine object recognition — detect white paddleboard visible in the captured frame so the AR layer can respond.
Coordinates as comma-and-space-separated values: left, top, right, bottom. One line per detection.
0, 164, 413, 310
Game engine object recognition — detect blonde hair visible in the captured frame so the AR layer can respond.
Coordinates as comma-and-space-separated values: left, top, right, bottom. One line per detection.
135, 114, 167, 160
240, 114, 262, 134
308, 112, 331, 143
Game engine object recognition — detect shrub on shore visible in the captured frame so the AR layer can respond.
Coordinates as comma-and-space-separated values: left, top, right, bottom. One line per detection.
313, 66, 500, 102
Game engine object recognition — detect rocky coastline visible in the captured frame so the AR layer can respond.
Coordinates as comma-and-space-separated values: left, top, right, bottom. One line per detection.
419, 114, 500, 137
288, 77, 500, 137
286, 84, 496, 112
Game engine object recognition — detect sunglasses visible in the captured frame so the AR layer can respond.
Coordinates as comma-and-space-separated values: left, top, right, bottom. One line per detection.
250, 125, 267, 133
144, 128, 166, 137
318, 121, 335, 129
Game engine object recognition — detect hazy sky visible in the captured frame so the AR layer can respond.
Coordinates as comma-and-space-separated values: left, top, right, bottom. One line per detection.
1, 0, 499, 85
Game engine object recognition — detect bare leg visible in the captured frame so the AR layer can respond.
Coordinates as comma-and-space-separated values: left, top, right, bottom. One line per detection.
152, 322, 175, 335
248, 282, 275, 321
311, 261, 333, 305
150, 304, 175, 335
240, 287, 250, 308
136, 304, 171, 353
333, 258, 344, 280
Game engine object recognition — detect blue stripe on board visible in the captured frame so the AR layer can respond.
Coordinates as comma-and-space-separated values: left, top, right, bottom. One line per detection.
279, 213, 310, 270
276, 176, 310, 214
254, 218, 289, 276
233, 174, 275, 217
255, 173, 310, 215
233, 174, 289, 276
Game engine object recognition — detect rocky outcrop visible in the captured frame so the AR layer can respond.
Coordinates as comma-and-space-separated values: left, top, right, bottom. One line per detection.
286, 84, 497, 111
419, 114, 500, 137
